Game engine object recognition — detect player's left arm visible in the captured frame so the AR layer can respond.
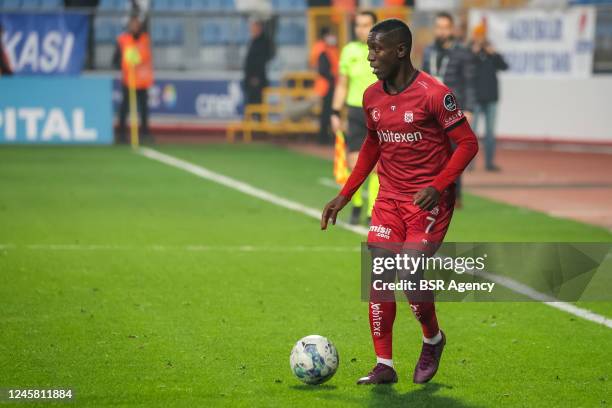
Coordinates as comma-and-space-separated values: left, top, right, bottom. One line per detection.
413, 91, 479, 211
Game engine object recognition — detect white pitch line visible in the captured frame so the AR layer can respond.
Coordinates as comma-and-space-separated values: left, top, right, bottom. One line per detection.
0, 244, 360, 253
139, 147, 369, 236
318, 177, 341, 189
137, 147, 612, 329
475, 270, 612, 328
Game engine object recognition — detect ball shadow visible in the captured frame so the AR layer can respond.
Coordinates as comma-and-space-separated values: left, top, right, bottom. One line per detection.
289, 384, 338, 391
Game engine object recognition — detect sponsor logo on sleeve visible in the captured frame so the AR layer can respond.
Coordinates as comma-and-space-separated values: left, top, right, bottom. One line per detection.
443, 93, 457, 111
443, 109, 464, 125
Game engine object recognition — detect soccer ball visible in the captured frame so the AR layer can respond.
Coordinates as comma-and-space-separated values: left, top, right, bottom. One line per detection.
290, 335, 339, 385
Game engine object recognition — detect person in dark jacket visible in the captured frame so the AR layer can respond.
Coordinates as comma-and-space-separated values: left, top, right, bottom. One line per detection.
422, 12, 476, 208
243, 20, 273, 106
470, 24, 508, 171
422, 12, 476, 118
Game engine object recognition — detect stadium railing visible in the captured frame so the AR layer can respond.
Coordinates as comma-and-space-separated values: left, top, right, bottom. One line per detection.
226, 71, 319, 143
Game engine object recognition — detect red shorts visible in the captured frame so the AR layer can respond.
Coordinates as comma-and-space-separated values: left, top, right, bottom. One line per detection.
367, 187, 455, 256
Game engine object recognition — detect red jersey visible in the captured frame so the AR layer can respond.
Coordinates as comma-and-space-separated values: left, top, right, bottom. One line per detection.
340, 70, 477, 201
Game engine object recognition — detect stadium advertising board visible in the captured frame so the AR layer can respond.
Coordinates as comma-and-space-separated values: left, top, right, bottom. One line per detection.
112, 78, 244, 121
469, 7, 596, 77
0, 12, 89, 75
0, 77, 113, 144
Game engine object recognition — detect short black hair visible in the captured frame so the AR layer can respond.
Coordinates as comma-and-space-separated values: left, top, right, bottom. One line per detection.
435, 11, 454, 25
357, 10, 378, 25
370, 18, 412, 54
319, 26, 330, 39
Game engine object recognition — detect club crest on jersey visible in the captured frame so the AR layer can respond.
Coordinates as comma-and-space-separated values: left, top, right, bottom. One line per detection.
404, 111, 414, 123
371, 108, 381, 122
443, 93, 457, 111
391, 105, 396, 111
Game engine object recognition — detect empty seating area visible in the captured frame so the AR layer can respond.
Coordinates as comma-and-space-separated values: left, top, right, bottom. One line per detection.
0, 0, 62, 8
1, 0, 306, 11
199, 18, 250, 46
4, 0, 310, 71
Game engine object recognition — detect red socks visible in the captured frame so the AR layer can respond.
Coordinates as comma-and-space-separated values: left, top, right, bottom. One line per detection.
369, 298, 396, 359
369, 289, 440, 359
408, 301, 440, 339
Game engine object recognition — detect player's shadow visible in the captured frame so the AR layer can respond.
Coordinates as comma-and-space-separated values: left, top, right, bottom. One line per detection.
368, 382, 481, 408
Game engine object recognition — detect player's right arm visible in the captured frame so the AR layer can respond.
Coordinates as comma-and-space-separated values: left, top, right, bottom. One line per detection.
321, 128, 380, 230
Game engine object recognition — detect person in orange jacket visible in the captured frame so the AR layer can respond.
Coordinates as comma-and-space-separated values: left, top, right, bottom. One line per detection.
310, 27, 339, 145
113, 15, 154, 143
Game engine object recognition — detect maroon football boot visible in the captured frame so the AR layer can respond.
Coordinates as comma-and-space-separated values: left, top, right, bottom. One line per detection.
413, 331, 446, 384
357, 363, 398, 385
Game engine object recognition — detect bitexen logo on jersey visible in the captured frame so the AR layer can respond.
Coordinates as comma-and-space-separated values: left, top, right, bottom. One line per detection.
377, 129, 423, 143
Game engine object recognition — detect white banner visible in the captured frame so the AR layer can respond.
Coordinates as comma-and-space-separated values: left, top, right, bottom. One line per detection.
469, 7, 596, 78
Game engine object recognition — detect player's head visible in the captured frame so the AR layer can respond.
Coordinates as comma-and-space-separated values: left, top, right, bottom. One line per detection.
367, 19, 412, 81
355, 10, 377, 43
127, 15, 142, 35
434, 12, 454, 45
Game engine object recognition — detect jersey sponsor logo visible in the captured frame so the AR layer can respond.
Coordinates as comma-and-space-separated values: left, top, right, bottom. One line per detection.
369, 224, 392, 240
391, 105, 396, 111
377, 129, 423, 143
404, 111, 413, 123
443, 93, 457, 111
371, 107, 381, 122
443, 109, 464, 125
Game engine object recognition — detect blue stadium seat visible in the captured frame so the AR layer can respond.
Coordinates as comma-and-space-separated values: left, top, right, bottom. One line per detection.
236, 19, 249, 45
151, 0, 169, 10
272, 0, 305, 10
276, 19, 306, 45
153, 0, 190, 11
20, 0, 41, 9
152, 20, 184, 46
1, 0, 22, 8
220, 0, 235, 9
95, 19, 124, 44
39, 0, 61, 9
99, 0, 127, 10
191, 0, 235, 10
160, 0, 191, 11
168, 0, 191, 10
200, 21, 228, 45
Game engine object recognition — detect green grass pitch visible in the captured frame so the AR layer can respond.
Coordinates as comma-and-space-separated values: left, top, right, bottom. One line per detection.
0, 144, 611, 407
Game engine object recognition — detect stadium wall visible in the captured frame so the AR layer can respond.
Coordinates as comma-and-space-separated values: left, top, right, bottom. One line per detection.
495, 75, 612, 143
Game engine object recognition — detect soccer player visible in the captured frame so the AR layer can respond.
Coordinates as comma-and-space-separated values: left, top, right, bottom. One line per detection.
331, 11, 379, 225
321, 19, 478, 384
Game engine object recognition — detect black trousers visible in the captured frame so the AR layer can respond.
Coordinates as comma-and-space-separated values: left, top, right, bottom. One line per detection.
318, 80, 334, 145
118, 86, 149, 143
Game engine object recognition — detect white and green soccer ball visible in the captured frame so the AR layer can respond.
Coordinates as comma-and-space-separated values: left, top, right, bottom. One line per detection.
290, 335, 339, 385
